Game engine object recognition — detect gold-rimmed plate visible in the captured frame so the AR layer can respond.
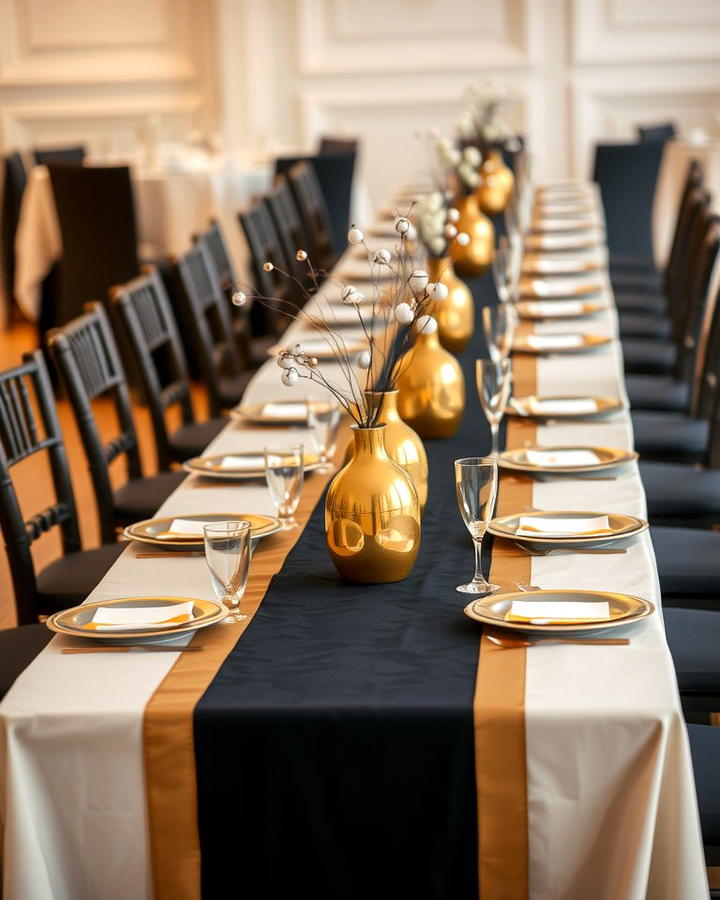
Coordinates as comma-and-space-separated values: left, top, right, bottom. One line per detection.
123, 512, 282, 549
488, 509, 648, 546
47, 596, 226, 644
519, 277, 604, 299
184, 451, 321, 480
512, 333, 611, 354
531, 218, 604, 234
464, 590, 654, 635
498, 445, 637, 474
521, 258, 602, 277
524, 233, 602, 252
231, 401, 310, 426
507, 394, 623, 420
516, 300, 605, 321
266, 336, 367, 360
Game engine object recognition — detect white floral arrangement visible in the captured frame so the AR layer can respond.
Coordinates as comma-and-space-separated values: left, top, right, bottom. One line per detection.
232, 215, 448, 428
456, 81, 521, 155
433, 134, 483, 194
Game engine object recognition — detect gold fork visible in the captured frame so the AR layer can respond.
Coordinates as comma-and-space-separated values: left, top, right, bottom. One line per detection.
486, 634, 629, 649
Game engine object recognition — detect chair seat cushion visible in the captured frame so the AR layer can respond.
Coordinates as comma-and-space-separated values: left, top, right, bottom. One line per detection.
641, 462, 720, 525
626, 375, 690, 412
619, 312, 672, 340
609, 254, 658, 272
168, 417, 227, 462
687, 723, 720, 845
651, 526, 720, 596
113, 470, 187, 522
36, 542, 126, 612
0, 624, 53, 700
218, 370, 255, 410
623, 338, 676, 375
665, 609, 720, 694
612, 271, 664, 294
632, 412, 707, 462
614, 292, 667, 314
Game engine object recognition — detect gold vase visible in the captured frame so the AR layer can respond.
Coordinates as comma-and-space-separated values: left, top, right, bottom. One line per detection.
364, 390, 428, 514
426, 257, 474, 355
453, 192, 494, 278
325, 425, 421, 583
476, 149, 515, 216
396, 330, 465, 439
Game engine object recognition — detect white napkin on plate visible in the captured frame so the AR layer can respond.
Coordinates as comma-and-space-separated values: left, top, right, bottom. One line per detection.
516, 515, 611, 537
218, 455, 264, 470
164, 519, 216, 538
524, 259, 588, 275
524, 301, 585, 317
261, 402, 308, 420
84, 601, 195, 631
524, 449, 601, 467
506, 599, 610, 623
528, 397, 598, 416
525, 334, 584, 350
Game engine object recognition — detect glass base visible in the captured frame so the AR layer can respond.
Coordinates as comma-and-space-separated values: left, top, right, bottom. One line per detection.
456, 581, 501, 596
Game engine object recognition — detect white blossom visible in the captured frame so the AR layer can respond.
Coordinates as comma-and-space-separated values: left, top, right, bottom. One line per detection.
357, 350, 372, 369
373, 249, 392, 265
415, 315, 438, 335
394, 216, 411, 235
394, 302, 414, 325
281, 367, 299, 386
231, 290, 247, 307
426, 282, 449, 302
456, 232, 470, 246
447, 207, 460, 223
409, 269, 429, 293
443, 223, 457, 239
348, 227, 364, 244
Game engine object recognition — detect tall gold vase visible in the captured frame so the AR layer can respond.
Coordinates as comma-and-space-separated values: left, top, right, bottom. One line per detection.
426, 257, 474, 355
453, 193, 494, 278
364, 390, 428, 513
325, 425, 421, 583
396, 331, 465, 439
476, 149, 514, 216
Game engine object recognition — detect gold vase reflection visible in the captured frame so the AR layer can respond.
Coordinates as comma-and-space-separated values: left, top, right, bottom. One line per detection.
325, 425, 421, 583
426, 257, 474, 354
396, 330, 465, 439
453, 193, 494, 278
476, 148, 515, 216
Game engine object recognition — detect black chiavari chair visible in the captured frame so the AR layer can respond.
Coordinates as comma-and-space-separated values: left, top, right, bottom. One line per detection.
265, 178, 313, 287
33, 145, 86, 166
0, 152, 27, 319
287, 162, 340, 272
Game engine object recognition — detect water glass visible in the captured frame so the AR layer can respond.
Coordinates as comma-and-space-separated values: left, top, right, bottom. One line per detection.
307, 397, 342, 470
264, 443, 304, 529
476, 357, 512, 456
482, 303, 517, 362
203, 520, 252, 623
454, 457, 500, 595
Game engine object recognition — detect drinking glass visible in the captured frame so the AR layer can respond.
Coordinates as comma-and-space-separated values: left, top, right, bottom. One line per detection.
264, 443, 304, 529
203, 520, 251, 623
307, 396, 342, 471
454, 457, 500, 595
491, 237, 510, 304
482, 303, 517, 362
476, 357, 512, 456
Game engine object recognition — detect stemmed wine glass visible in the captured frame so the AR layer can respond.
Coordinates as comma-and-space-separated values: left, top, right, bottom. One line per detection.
264, 444, 304, 529
454, 456, 500, 595
482, 303, 517, 362
203, 520, 252, 623
307, 395, 342, 471
476, 358, 512, 457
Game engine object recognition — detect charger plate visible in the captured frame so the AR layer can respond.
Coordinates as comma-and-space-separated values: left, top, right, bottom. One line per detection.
506, 394, 623, 419
184, 451, 321, 480
516, 300, 605, 320
512, 333, 611, 354
488, 509, 648, 546
464, 589, 654, 635
498, 445, 637, 474
123, 512, 281, 549
47, 596, 226, 644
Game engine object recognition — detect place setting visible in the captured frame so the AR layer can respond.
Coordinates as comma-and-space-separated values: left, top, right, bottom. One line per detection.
518, 274, 605, 299
515, 298, 606, 320
507, 394, 624, 421
511, 331, 611, 354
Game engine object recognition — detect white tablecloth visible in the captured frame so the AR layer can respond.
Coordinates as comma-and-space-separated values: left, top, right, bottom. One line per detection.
11, 162, 270, 323
0, 190, 708, 898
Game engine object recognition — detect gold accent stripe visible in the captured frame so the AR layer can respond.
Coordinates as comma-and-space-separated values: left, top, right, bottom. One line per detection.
143, 427, 350, 900
474, 332, 536, 899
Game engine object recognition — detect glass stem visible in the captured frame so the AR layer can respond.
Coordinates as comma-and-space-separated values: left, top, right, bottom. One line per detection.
490, 423, 500, 457
474, 538, 489, 588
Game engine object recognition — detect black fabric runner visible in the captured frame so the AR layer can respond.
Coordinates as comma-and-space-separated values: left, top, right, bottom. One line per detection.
195, 275, 496, 900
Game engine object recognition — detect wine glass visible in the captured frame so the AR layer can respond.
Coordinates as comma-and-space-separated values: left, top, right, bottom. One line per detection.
307, 395, 342, 471
482, 303, 517, 362
476, 357, 512, 457
491, 237, 510, 303
454, 456, 500, 595
264, 443, 304, 529
203, 520, 251, 623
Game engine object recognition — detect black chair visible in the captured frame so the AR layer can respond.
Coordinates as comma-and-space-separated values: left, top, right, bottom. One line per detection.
287, 162, 340, 273
274, 150, 356, 254
33, 145, 86, 166
0, 152, 27, 318
173, 245, 254, 417
47, 303, 186, 545
111, 267, 226, 470
318, 136, 358, 156
592, 141, 666, 270
637, 123, 676, 143
45, 164, 140, 328
265, 178, 313, 286
0, 351, 124, 625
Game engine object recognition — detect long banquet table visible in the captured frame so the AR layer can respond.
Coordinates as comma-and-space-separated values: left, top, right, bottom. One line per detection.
0, 185, 709, 900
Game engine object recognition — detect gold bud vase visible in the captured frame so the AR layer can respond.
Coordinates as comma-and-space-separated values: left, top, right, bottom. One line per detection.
325, 424, 421, 584
476, 149, 515, 216
396, 330, 465, 439
364, 390, 428, 514
426, 257, 474, 355
453, 192, 494, 278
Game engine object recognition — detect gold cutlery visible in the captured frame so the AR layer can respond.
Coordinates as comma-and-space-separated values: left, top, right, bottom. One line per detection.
135, 552, 203, 559
486, 634, 630, 649
513, 543, 628, 556
62, 644, 204, 654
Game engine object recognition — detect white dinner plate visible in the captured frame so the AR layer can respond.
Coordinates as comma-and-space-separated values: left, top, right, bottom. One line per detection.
183, 451, 322, 480
488, 509, 648, 546
507, 394, 623, 420
123, 512, 282, 549
498, 444, 637, 474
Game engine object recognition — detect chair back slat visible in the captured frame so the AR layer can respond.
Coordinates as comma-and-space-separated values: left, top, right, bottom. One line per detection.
663, 159, 703, 298
287, 161, 335, 267
265, 178, 311, 285
1, 152, 27, 312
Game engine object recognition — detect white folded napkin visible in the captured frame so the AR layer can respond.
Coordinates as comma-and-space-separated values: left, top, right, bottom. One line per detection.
217, 455, 264, 470
84, 601, 195, 631
524, 301, 585, 317
530, 278, 599, 297
527, 234, 597, 250
525, 334, 584, 350
524, 259, 589, 275
523, 449, 601, 467
261, 402, 308, 420
516, 514, 611, 537
506, 599, 610, 624
528, 397, 598, 416
163, 518, 217, 538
